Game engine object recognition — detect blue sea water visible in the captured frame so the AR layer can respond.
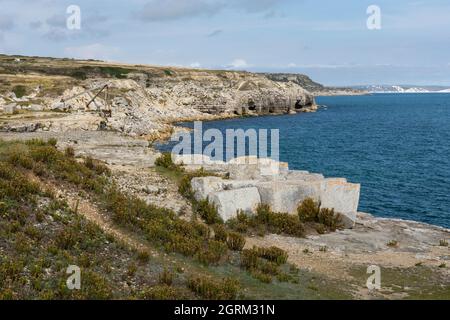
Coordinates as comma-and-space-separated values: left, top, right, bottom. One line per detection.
159, 94, 450, 228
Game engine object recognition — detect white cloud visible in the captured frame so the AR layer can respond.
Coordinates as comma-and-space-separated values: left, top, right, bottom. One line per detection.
190, 62, 201, 68
227, 58, 249, 69
64, 43, 119, 61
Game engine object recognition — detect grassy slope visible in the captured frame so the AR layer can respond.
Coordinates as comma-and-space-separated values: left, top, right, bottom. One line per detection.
0, 139, 357, 300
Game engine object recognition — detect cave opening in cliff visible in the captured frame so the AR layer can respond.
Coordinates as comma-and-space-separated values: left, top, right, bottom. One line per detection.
248, 100, 257, 111
295, 100, 304, 109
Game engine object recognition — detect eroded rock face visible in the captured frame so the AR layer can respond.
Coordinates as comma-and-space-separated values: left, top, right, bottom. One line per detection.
188, 156, 360, 224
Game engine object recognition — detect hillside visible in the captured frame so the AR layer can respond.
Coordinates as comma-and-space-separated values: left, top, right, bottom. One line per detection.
0, 55, 317, 139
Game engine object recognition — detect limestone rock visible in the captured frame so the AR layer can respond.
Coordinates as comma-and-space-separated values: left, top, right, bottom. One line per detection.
209, 187, 261, 221
256, 180, 323, 213
191, 176, 224, 201
320, 178, 360, 214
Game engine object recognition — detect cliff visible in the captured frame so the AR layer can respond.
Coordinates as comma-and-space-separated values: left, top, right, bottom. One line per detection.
0, 55, 316, 138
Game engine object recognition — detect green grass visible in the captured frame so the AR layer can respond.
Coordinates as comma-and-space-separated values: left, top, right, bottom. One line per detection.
349, 265, 450, 300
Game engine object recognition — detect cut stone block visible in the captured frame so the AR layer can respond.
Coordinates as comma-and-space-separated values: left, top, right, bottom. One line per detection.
256, 180, 323, 213
209, 187, 261, 221
320, 178, 360, 214
190, 176, 224, 201
286, 170, 325, 181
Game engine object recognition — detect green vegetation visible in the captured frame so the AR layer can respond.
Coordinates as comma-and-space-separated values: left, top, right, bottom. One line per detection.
226, 232, 246, 251
187, 276, 239, 300
227, 204, 305, 237
163, 69, 174, 76
240, 246, 293, 284
297, 198, 343, 231
98, 67, 132, 79
12, 85, 27, 98
387, 240, 399, 248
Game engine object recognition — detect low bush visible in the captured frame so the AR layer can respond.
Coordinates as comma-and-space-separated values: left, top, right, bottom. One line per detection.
65, 146, 75, 157
213, 224, 228, 242
297, 198, 343, 232
226, 232, 246, 251
196, 240, 228, 265
297, 198, 320, 222
140, 285, 189, 300
12, 85, 27, 98
240, 246, 289, 283
256, 246, 288, 265
228, 204, 304, 237
195, 199, 222, 225
187, 276, 239, 300
159, 268, 174, 286
155, 152, 182, 172
317, 208, 342, 231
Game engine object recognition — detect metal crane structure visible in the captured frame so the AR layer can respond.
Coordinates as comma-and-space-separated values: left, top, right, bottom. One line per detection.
59, 82, 112, 118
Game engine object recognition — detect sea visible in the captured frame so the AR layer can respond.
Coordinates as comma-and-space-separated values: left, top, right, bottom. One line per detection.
157, 93, 450, 228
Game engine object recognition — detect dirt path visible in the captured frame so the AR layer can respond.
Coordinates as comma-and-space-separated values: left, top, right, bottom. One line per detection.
34, 175, 158, 256
65, 195, 156, 254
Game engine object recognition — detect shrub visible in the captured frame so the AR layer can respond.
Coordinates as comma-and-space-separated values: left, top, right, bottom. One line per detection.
158, 268, 174, 286
195, 200, 222, 225
140, 285, 188, 300
240, 246, 288, 283
317, 208, 343, 231
155, 152, 181, 171
70, 70, 87, 80
250, 270, 272, 283
12, 85, 27, 98
65, 146, 75, 157
232, 204, 304, 237
98, 66, 132, 79
213, 224, 228, 242
387, 240, 398, 247
240, 248, 259, 270
7, 151, 34, 169
197, 240, 227, 265
256, 246, 288, 265
439, 239, 448, 247
187, 276, 239, 300
226, 232, 246, 251
137, 250, 150, 264
297, 198, 320, 222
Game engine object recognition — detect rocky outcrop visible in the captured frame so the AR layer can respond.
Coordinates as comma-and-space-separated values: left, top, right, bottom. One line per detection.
185, 155, 360, 226
0, 56, 317, 138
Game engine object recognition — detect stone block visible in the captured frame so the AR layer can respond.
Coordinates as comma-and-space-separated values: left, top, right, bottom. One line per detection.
190, 176, 224, 201
209, 187, 261, 221
320, 178, 360, 214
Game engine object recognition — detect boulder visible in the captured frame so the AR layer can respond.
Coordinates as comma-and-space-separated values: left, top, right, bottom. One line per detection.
209, 187, 261, 221
191, 176, 224, 201
339, 212, 357, 229
320, 178, 360, 214
256, 180, 323, 213
286, 170, 324, 181
3, 103, 17, 114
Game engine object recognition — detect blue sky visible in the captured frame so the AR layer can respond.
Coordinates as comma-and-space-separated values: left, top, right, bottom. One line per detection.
1, 0, 450, 86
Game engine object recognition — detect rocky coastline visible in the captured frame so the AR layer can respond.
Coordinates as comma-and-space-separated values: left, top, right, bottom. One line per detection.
0, 55, 448, 298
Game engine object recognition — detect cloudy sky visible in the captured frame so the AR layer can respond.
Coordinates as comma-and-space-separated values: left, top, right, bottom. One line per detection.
1, 0, 450, 86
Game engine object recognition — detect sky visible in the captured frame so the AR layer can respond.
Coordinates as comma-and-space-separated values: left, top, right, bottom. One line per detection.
0, 0, 450, 86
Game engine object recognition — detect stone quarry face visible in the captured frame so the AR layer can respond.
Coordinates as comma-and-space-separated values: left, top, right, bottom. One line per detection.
188, 157, 361, 227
